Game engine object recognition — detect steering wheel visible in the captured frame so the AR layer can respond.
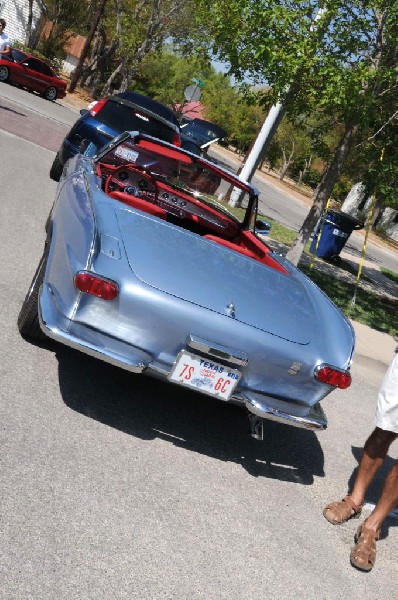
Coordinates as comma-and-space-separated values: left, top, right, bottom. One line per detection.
105, 164, 159, 199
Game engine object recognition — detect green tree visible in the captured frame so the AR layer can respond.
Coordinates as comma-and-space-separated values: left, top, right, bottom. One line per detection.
69, 0, 108, 93
136, 51, 213, 107
134, 51, 263, 153
97, 0, 204, 96
271, 119, 313, 181
198, 0, 398, 264
34, 0, 90, 58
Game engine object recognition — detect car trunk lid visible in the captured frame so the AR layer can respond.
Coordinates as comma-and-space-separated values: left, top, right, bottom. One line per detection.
116, 211, 315, 344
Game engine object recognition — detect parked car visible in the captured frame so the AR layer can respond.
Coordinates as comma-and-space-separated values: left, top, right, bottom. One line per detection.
49, 91, 181, 181
19, 131, 354, 440
0, 47, 66, 101
180, 117, 228, 154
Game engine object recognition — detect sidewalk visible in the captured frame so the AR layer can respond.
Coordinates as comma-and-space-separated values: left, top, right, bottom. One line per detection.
352, 320, 397, 386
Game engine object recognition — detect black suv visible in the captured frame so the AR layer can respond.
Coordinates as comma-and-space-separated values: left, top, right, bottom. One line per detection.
50, 91, 181, 181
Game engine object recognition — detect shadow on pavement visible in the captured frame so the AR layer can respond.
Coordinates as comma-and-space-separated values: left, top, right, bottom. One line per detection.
56, 345, 325, 486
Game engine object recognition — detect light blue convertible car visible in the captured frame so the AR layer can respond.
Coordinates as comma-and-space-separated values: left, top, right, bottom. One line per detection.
18, 131, 354, 440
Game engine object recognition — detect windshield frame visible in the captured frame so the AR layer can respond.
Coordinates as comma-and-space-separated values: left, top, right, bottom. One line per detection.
93, 131, 259, 230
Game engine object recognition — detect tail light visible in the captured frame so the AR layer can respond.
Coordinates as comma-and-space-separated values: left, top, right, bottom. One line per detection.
74, 271, 119, 300
88, 98, 109, 117
315, 364, 352, 389
172, 132, 181, 147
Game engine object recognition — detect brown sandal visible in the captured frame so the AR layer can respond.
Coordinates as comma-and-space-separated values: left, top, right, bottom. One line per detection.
350, 522, 380, 572
323, 495, 363, 524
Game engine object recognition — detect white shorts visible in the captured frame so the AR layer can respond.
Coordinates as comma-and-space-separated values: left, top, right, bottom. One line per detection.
375, 351, 398, 433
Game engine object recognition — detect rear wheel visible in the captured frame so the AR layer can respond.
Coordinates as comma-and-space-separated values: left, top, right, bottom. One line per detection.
0, 65, 10, 82
49, 153, 63, 181
17, 247, 49, 341
43, 86, 57, 101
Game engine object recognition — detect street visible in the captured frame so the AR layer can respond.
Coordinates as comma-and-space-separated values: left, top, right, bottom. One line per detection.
1, 83, 397, 599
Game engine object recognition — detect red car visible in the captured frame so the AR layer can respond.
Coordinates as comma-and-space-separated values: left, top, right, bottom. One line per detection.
0, 47, 67, 101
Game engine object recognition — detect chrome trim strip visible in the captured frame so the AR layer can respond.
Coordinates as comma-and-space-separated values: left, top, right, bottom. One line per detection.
244, 397, 327, 431
187, 334, 248, 366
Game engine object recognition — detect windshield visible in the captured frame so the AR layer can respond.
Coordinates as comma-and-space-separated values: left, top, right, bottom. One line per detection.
94, 133, 257, 228
11, 49, 28, 63
95, 100, 178, 145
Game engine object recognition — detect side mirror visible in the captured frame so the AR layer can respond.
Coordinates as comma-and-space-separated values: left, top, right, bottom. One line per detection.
255, 219, 271, 235
79, 108, 88, 116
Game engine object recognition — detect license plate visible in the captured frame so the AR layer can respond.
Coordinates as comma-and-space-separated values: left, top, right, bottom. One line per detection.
169, 351, 241, 400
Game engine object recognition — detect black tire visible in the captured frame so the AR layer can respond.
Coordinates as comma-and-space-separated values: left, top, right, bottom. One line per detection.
0, 65, 10, 82
17, 247, 48, 341
43, 86, 58, 101
50, 153, 63, 181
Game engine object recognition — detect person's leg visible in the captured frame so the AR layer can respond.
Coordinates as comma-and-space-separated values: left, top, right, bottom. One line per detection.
362, 458, 398, 532
349, 427, 397, 508
323, 427, 396, 524
350, 458, 398, 571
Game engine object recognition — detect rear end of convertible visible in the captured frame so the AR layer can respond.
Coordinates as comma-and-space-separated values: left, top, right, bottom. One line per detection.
36, 136, 355, 440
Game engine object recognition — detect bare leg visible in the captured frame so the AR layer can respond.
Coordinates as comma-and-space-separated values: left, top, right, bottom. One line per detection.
362, 460, 398, 532
350, 427, 397, 509
323, 427, 397, 525
350, 458, 398, 571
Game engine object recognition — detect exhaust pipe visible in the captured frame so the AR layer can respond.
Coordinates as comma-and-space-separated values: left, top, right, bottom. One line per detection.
247, 413, 264, 440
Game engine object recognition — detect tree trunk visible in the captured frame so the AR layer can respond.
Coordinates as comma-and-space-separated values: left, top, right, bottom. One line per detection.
69, 0, 108, 93
371, 195, 385, 227
100, 61, 123, 96
297, 154, 312, 185
286, 122, 358, 265
340, 182, 366, 215
25, 0, 34, 46
279, 141, 294, 181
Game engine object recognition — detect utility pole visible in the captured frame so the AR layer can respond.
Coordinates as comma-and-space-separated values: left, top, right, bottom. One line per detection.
229, 6, 327, 207
228, 102, 285, 206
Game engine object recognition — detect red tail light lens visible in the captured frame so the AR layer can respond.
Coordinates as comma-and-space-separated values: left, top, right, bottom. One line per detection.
172, 132, 181, 147
88, 98, 108, 117
315, 364, 352, 389
74, 271, 119, 300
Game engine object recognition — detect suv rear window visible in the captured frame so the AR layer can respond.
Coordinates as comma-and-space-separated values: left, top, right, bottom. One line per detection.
95, 100, 177, 144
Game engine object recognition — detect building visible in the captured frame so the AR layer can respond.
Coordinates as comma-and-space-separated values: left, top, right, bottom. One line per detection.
0, 0, 45, 46
62, 34, 86, 75
174, 101, 205, 120
41, 21, 86, 76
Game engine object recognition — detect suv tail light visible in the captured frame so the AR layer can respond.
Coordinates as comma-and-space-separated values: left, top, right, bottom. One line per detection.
172, 132, 181, 147
88, 98, 109, 117
314, 364, 352, 389
74, 271, 119, 300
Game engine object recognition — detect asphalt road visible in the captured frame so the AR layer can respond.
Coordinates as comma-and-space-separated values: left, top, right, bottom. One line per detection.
1, 83, 397, 599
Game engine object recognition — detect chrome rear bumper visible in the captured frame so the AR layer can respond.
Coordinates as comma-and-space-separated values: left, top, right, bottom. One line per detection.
40, 284, 327, 432
244, 396, 327, 431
